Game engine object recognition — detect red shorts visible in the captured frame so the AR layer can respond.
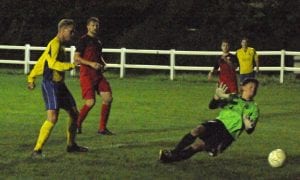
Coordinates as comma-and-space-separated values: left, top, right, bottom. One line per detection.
80, 75, 112, 99
224, 81, 238, 93
219, 80, 238, 94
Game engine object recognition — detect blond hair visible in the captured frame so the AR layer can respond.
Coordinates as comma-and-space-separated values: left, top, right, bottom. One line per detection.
57, 19, 74, 31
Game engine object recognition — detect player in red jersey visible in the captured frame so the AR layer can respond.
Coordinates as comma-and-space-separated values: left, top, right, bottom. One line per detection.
208, 39, 238, 93
75, 17, 113, 135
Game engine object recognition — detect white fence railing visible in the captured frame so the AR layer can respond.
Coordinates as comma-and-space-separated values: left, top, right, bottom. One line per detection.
0, 44, 300, 83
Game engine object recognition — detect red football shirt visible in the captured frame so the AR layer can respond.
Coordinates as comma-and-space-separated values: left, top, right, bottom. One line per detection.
76, 34, 104, 78
213, 53, 238, 93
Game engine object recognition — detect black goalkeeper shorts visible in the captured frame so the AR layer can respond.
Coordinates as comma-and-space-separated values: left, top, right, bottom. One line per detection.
199, 119, 234, 156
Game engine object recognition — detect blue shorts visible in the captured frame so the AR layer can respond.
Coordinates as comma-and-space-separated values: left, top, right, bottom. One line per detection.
240, 72, 255, 84
42, 80, 76, 110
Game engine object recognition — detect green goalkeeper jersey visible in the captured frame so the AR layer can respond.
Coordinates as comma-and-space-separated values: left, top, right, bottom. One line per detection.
215, 97, 259, 139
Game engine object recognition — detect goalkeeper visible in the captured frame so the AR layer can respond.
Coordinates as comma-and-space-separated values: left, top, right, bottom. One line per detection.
159, 78, 259, 163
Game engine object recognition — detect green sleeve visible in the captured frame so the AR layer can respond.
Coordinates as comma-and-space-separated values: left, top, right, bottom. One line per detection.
247, 102, 259, 123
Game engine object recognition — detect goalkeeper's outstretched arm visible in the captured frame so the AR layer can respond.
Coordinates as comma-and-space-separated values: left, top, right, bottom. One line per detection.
209, 83, 237, 109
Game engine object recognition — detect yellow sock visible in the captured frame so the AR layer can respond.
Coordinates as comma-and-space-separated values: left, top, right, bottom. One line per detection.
33, 120, 54, 151
67, 118, 77, 146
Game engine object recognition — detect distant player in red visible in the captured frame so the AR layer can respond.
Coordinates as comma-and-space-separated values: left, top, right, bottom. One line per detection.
75, 17, 113, 135
208, 40, 238, 93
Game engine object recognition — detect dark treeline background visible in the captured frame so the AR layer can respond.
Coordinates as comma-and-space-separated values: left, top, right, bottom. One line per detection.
0, 0, 299, 68
0, 0, 299, 50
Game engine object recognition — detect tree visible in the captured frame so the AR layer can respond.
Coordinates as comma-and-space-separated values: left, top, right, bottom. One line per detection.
0, 0, 298, 52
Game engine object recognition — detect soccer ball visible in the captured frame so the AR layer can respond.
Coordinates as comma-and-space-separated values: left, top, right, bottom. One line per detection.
268, 149, 286, 168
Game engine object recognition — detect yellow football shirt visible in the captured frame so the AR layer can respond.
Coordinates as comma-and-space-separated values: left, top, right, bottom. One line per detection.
28, 37, 75, 83
236, 47, 258, 74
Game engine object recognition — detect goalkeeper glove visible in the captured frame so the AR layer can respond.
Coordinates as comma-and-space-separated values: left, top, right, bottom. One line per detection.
243, 115, 255, 130
215, 83, 229, 99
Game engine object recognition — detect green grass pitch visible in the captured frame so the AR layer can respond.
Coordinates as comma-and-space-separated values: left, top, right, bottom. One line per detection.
0, 69, 299, 179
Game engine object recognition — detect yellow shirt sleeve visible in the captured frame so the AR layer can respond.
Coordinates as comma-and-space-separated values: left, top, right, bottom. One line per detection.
27, 37, 75, 83
27, 53, 47, 83
45, 38, 75, 71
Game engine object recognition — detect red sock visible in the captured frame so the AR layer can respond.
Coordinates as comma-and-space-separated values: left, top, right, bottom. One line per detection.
77, 105, 92, 128
99, 104, 111, 131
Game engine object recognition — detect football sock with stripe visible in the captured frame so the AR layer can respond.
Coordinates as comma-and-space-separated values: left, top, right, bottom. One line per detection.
33, 120, 54, 151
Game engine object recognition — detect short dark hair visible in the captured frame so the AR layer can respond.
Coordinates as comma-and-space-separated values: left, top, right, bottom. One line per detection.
58, 19, 74, 31
87, 17, 100, 25
241, 78, 259, 97
241, 78, 259, 86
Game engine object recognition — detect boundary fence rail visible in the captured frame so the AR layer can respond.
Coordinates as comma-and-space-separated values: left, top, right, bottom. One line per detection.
0, 44, 300, 83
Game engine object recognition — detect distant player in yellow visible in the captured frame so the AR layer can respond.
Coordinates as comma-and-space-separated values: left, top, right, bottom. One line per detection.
27, 19, 88, 158
236, 37, 259, 83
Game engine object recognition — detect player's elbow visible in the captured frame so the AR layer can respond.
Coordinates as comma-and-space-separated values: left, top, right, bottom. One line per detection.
208, 98, 219, 109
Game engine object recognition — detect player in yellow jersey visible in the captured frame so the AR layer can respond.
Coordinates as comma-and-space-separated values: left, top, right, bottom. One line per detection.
236, 37, 259, 83
27, 19, 88, 158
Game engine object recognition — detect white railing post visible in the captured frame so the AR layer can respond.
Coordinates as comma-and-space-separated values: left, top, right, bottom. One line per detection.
1, 45, 300, 83
170, 49, 175, 80
120, 47, 126, 78
280, 49, 285, 83
24, 44, 30, 74
70, 46, 76, 76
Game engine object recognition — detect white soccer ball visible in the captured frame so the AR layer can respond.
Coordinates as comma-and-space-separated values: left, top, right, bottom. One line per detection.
268, 149, 286, 168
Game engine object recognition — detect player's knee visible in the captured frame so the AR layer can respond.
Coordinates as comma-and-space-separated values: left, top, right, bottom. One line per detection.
191, 125, 205, 136
85, 99, 95, 107
103, 95, 113, 105
47, 110, 58, 123
191, 139, 205, 151
48, 118, 57, 124
108, 96, 113, 103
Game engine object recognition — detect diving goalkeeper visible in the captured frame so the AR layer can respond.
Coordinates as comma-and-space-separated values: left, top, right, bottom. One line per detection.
159, 78, 260, 163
